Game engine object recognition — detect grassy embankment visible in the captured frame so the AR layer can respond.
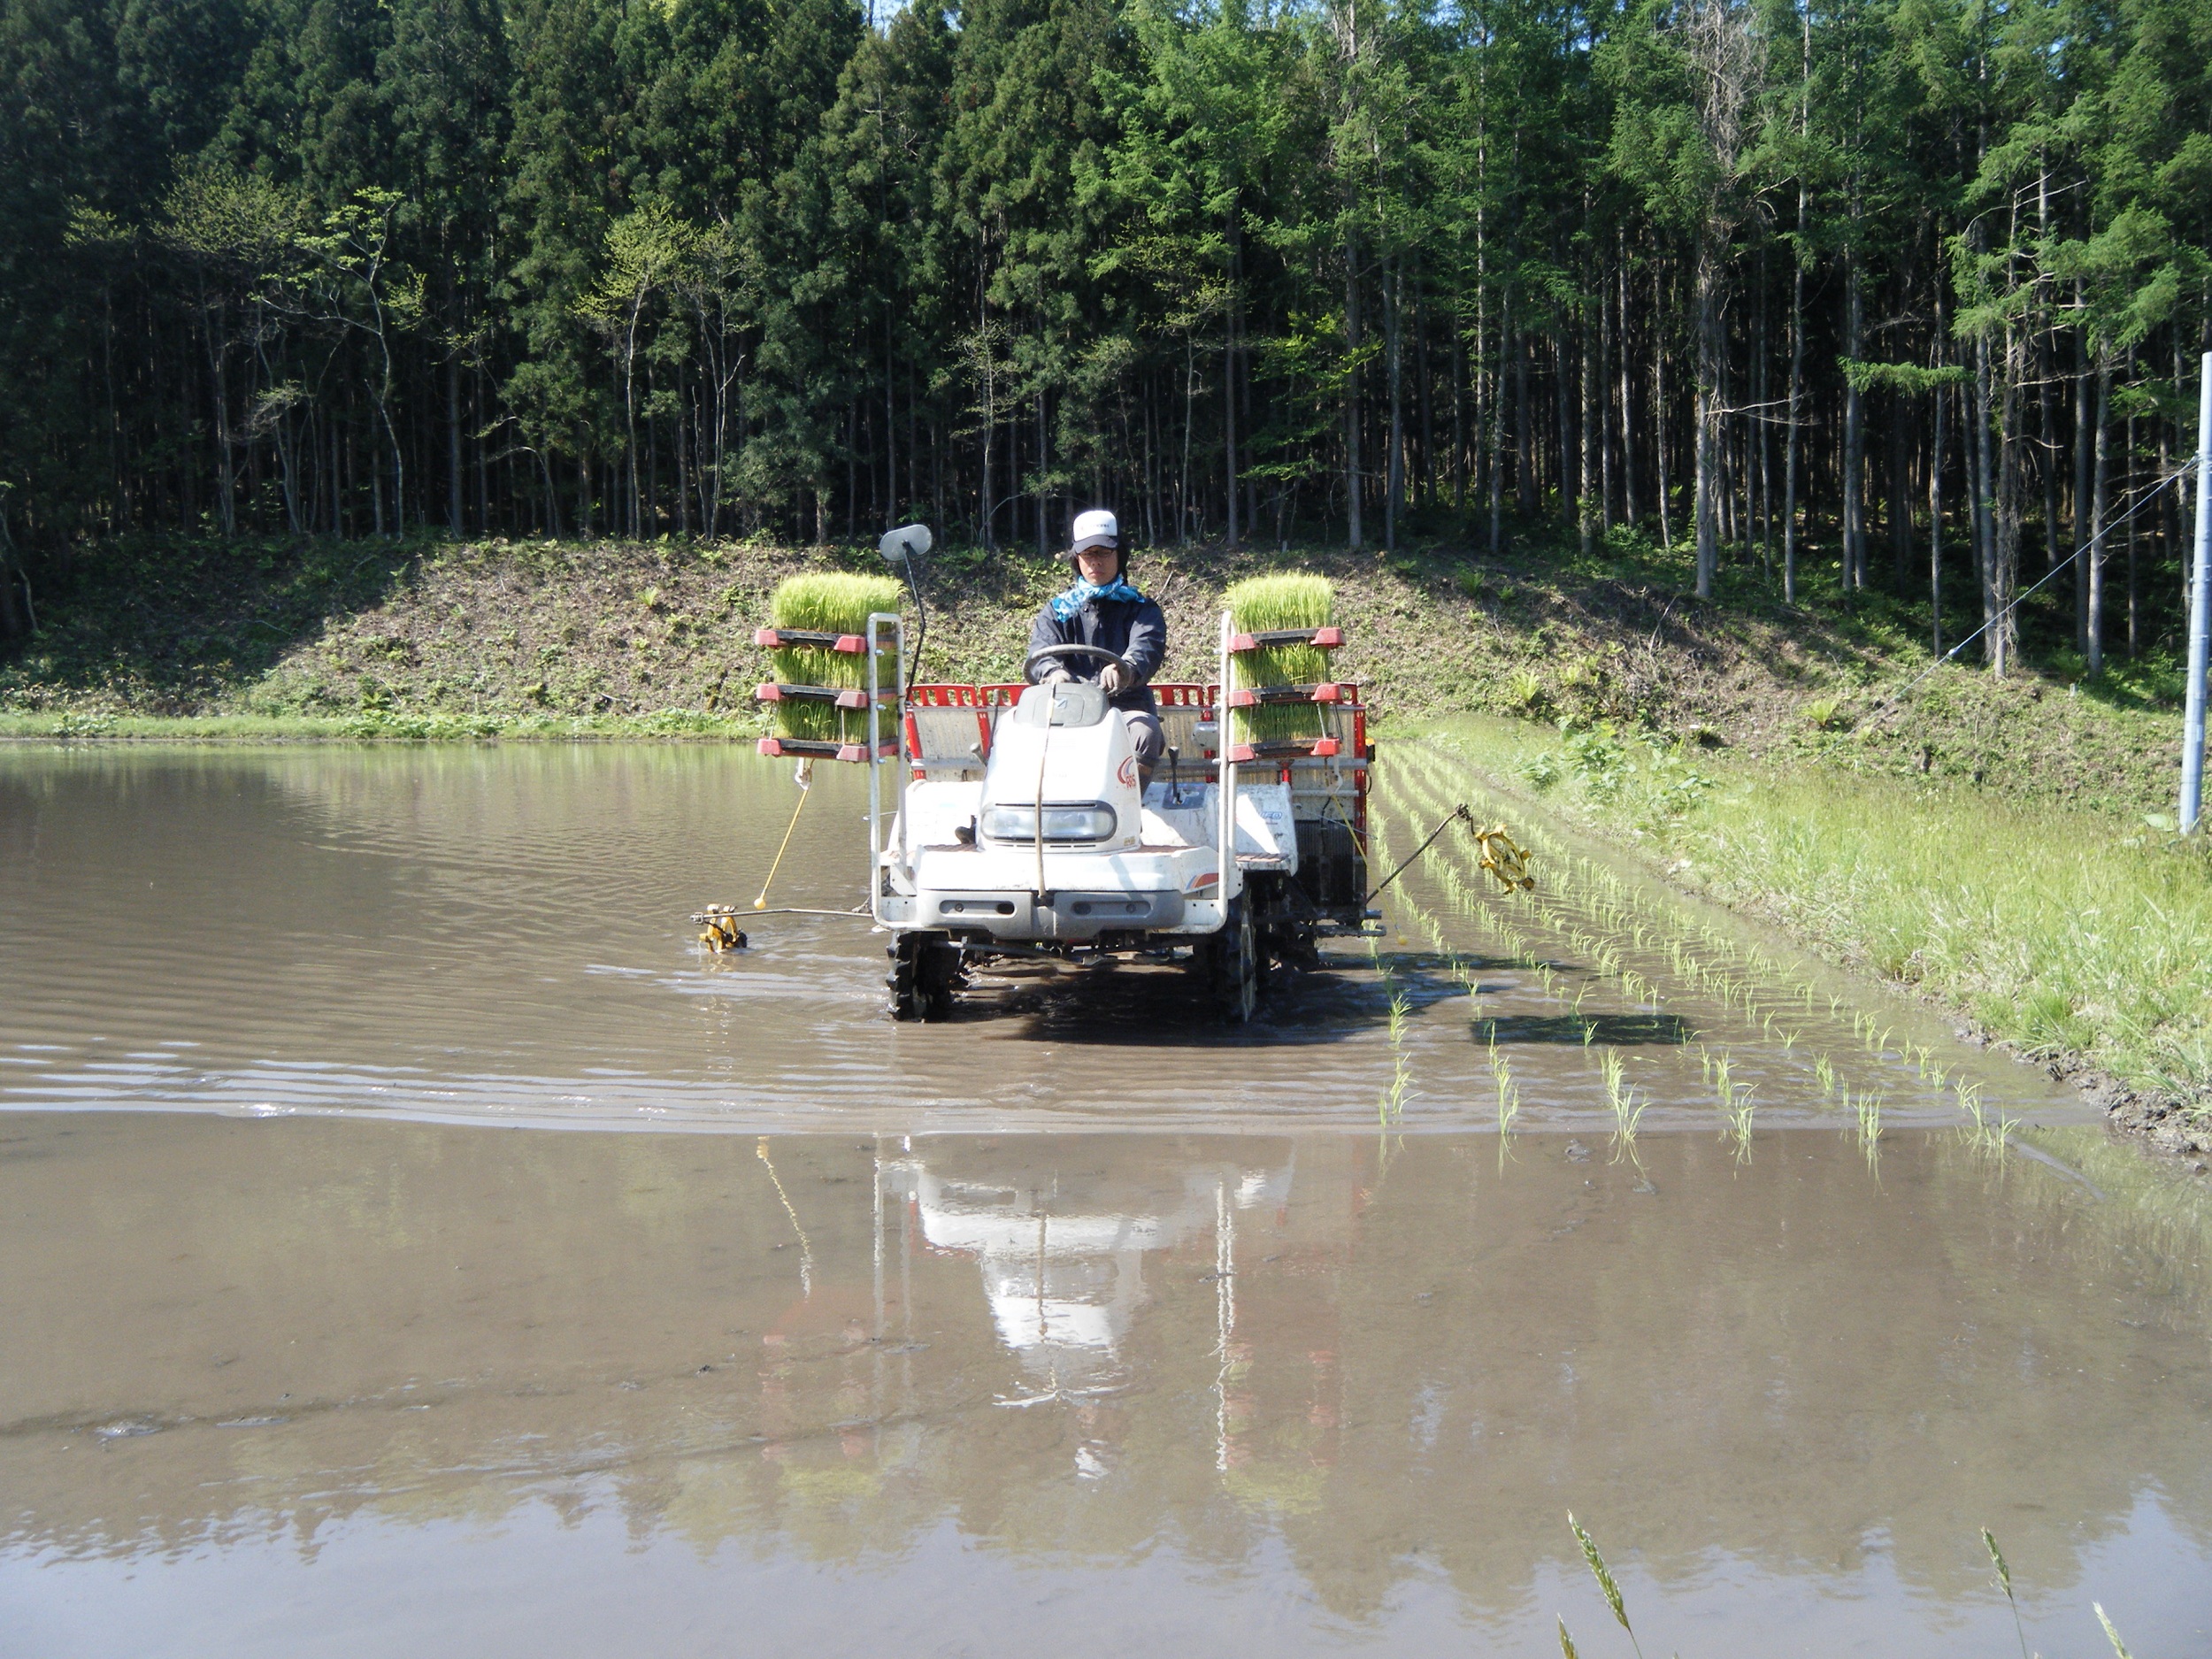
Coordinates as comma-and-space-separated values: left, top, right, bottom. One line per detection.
3, 526, 2208, 1148
1428, 715, 2212, 1152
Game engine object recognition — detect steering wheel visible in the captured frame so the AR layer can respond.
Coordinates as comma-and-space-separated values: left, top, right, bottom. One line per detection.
1024, 641, 1136, 686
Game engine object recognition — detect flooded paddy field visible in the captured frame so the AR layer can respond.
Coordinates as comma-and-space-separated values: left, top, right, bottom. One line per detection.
4, 745, 2209, 1655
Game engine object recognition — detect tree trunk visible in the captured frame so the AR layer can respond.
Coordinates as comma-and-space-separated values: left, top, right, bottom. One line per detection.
446, 305, 464, 535
1345, 230, 1363, 550
1841, 242, 1864, 592
1490, 289, 1506, 554
2072, 299, 2093, 653
1783, 196, 1805, 603
1971, 331, 1996, 664
1929, 381, 1946, 655
1618, 239, 1637, 529
1385, 252, 1402, 552
1514, 303, 1532, 515
1655, 264, 1672, 554
1890, 401, 1912, 591
1694, 231, 1724, 600
0, 503, 23, 641
1990, 321, 2028, 676
1555, 327, 1574, 530
2087, 352, 2109, 676
1579, 294, 1597, 556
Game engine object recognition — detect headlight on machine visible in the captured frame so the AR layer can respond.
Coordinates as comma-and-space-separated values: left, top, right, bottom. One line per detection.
979, 803, 1118, 843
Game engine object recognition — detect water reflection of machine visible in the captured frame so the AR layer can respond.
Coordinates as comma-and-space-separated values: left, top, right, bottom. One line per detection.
883, 1150, 1295, 1403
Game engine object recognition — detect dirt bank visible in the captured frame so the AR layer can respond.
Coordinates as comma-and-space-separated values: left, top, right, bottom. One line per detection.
0, 530, 2193, 820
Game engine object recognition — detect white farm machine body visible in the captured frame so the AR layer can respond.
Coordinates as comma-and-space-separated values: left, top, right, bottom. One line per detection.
752, 549, 1374, 1021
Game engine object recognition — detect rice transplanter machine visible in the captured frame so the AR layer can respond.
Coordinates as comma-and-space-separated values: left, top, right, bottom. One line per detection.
746, 526, 1379, 1022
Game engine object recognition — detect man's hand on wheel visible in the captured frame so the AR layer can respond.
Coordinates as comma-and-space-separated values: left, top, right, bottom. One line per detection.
1099, 663, 1130, 695
1042, 666, 1072, 685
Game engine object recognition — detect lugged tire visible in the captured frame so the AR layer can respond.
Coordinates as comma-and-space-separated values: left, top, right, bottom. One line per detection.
887, 933, 964, 1021
1203, 898, 1260, 1025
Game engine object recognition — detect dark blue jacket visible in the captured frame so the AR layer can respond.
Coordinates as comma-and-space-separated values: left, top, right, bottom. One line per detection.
1027, 589, 1167, 713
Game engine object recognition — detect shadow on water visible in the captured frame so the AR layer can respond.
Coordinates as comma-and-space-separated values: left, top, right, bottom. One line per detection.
956, 961, 1365, 1047
953, 949, 1697, 1051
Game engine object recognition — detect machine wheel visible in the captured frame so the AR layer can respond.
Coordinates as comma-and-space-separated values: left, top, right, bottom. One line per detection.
888, 932, 964, 1022
1206, 899, 1260, 1025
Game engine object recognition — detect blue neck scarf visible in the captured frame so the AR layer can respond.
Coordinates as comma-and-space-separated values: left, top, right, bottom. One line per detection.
1048, 575, 1143, 622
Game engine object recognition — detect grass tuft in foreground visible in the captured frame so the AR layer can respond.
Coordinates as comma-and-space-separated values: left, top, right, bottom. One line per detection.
767, 572, 903, 742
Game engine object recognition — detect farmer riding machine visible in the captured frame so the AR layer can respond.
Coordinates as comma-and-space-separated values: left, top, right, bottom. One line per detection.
746, 527, 1377, 1023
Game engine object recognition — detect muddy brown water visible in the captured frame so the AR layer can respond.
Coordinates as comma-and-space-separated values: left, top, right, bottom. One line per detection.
3, 743, 2208, 1656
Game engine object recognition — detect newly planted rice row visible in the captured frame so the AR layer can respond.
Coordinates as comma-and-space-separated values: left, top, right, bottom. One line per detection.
1371, 744, 2012, 1147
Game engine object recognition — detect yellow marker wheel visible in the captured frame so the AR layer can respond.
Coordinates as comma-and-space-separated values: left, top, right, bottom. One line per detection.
1474, 826, 1536, 892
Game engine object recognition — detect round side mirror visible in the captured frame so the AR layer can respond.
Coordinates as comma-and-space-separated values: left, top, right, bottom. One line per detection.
879, 524, 933, 565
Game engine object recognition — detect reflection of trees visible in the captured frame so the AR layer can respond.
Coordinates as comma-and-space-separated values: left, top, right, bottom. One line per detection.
4, 1118, 2209, 1624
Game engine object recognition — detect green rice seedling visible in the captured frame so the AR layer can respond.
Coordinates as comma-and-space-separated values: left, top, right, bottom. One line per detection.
1955, 1077, 1984, 1132
1814, 1053, 1838, 1097
1225, 573, 1333, 744
766, 572, 904, 741
1489, 1035, 1519, 1137
1602, 1051, 1647, 1157
1855, 1088, 1884, 1147
1566, 1513, 1646, 1659
1725, 1082, 1757, 1158
1378, 1055, 1412, 1125
1711, 1050, 1734, 1114
1955, 1077, 1985, 1130
1780, 1028, 1798, 1051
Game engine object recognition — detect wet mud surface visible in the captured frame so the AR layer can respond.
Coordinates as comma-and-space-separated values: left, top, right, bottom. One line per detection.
0, 745, 2092, 1132
3, 745, 2208, 1655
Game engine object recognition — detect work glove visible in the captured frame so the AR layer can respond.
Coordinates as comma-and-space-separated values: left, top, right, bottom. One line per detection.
1041, 666, 1072, 685
1099, 663, 1130, 695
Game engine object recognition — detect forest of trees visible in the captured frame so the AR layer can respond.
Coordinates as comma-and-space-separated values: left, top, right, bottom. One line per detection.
2, 0, 2208, 672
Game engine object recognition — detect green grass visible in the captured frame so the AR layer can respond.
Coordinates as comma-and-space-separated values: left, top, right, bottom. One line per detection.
1429, 713, 2212, 1117
767, 572, 903, 741
1224, 572, 1333, 745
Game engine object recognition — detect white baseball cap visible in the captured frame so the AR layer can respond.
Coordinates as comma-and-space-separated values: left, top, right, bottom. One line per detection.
1071, 509, 1119, 554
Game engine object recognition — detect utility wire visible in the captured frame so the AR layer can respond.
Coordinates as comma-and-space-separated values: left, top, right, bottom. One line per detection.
1877, 465, 2186, 709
